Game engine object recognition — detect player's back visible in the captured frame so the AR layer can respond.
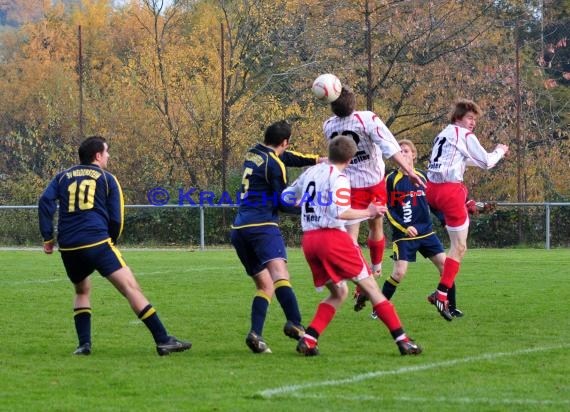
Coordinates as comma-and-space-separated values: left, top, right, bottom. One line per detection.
46, 164, 117, 248
294, 163, 351, 231
232, 144, 285, 227
323, 111, 392, 188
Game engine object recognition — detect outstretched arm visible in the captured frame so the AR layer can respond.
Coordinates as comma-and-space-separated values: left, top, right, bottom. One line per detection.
389, 152, 426, 188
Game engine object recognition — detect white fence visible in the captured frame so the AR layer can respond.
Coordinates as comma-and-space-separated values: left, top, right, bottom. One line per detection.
1, 202, 569, 250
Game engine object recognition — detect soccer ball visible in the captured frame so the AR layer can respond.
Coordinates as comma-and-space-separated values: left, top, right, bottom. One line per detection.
312, 73, 342, 103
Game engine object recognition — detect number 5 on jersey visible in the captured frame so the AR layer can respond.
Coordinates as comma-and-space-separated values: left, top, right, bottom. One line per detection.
240, 167, 253, 200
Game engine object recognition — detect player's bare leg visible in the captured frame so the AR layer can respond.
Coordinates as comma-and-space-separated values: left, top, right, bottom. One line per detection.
352, 217, 385, 312
381, 260, 409, 301
346, 221, 368, 311
107, 267, 191, 355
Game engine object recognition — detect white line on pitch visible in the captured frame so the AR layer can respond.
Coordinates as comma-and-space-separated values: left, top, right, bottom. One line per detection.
288, 393, 570, 406
0, 269, 200, 286
258, 344, 570, 398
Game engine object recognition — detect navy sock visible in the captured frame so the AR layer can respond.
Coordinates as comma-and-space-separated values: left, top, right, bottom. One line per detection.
382, 276, 400, 300
274, 280, 302, 325
251, 294, 270, 335
138, 304, 169, 344
74, 307, 92, 346
448, 283, 457, 308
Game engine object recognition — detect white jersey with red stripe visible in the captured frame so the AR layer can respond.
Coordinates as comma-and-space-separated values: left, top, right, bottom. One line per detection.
427, 124, 506, 183
323, 111, 401, 189
285, 163, 352, 231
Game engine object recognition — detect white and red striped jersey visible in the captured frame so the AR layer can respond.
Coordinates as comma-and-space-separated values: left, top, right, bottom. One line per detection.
285, 163, 352, 231
323, 111, 401, 189
427, 124, 506, 183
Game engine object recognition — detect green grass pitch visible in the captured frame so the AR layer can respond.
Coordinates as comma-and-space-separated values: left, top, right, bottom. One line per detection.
1, 248, 569, 411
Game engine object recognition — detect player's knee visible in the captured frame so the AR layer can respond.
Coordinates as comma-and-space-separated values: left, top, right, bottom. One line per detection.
392, 271, 405, 282
456, 242, 467, 257
331, 282, 349, 302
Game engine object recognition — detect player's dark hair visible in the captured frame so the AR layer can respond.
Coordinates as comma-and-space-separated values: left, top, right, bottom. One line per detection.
330, 86, 356, 117
79, 136, 107, 165
329, 135, 357, 163
264, 120, 292, 146
450, 99, 482, 123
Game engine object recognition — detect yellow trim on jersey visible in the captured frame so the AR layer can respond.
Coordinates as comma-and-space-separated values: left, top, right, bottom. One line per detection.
392, 171, 404, 189
386, 208, 408, 234
140, 307, 156, 320
230, 222, 279, 229
269, 152, 287, 185
415, 169, 427, 181
286, 150, 319, 162
74, 308, 92, 315
255, 291, 272, 303
110, 173, 125, 239
274, 279, 292, 289
58, 238, 111, 251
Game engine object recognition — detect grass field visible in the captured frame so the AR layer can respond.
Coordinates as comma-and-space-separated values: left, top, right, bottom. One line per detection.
1, 248, 569, 412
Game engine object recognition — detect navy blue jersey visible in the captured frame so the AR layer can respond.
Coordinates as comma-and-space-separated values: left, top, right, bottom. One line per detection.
38, 164, 124, 249
232, 144, 318, 228
385, 168, 434, 241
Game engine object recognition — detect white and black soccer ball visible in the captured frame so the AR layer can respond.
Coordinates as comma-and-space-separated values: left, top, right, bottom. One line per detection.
311, 73, 342, 103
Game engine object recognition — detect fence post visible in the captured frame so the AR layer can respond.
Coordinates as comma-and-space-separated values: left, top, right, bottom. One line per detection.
545, 203, 550, 250
200, 206, 205, 250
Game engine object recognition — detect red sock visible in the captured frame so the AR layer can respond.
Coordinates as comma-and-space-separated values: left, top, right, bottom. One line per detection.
308, 303, 336, 336
373, 300, 402, 332
440, 258, 460, 289
367, 237, 385, 266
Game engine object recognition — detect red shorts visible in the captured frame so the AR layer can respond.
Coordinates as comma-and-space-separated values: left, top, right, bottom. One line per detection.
351, 179, 387, 210
426, 181, 469, 230
302, 229, 371, 288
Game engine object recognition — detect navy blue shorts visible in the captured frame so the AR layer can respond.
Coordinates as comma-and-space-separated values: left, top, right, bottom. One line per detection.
60, 240, 127, 284
230, 225, 287, 276
392, 233, 444, 262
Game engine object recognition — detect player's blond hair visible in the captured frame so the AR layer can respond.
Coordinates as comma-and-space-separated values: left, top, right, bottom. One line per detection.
450, 99, 482, 123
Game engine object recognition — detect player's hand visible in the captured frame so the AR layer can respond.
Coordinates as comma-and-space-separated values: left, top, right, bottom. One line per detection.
408, 170, 426, 188
497, 144, 509, 156
466, 199, 497, 215
43, 240, 55, 254
367, 202, 386, 218
406, 226, 418, 237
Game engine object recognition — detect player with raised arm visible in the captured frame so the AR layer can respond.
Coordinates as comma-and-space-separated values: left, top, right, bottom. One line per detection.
322, 86, 424, 312
426, 99, 508, 320
230, 120, 321, 354
38, 136, 191, 356
382, 139, 463, 317
285, 135, 422, 356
